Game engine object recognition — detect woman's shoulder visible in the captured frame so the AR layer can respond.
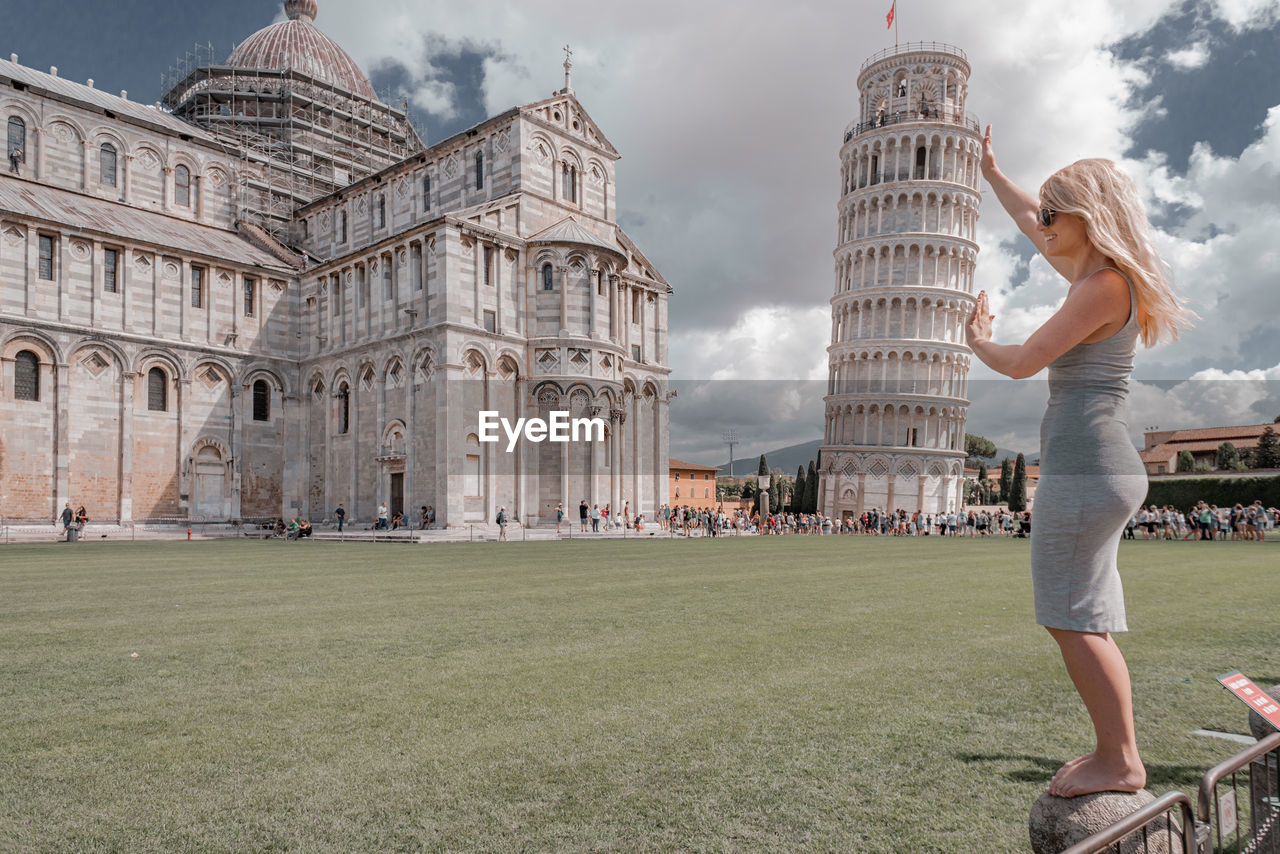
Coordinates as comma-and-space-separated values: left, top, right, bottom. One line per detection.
1073, 266, 1130, 298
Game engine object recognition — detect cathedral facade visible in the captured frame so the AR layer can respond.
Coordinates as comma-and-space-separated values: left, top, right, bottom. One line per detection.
818, 43, 981, 519
0, 0, 671, 526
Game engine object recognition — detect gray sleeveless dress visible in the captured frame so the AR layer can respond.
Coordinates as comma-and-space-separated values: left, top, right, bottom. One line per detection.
1031, 269, 1148, 633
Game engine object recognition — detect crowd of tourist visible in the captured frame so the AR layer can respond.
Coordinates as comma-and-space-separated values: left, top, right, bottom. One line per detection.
651, 506, 1036, 537
643, 501, 1277, 540
1127, 501, 1274, 541
266, 518, 312, 540
42, 497, 1276, 543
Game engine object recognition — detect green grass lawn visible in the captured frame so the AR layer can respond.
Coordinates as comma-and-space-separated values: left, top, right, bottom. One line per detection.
1, 537, 1276, 852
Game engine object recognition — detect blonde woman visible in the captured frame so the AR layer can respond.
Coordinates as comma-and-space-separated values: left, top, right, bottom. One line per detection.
967, 126, 1193, 798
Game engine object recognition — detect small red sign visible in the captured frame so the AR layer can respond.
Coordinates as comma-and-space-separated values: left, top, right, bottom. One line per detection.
1218, 671, 1280, 731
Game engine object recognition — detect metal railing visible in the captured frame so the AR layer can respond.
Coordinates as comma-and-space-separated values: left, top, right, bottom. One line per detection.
1198, 731, 1280, 854
1059, 791, 1197, 854
859, 41, 969, 72
1058, 732, 1280, 854
844, 109, 983, 144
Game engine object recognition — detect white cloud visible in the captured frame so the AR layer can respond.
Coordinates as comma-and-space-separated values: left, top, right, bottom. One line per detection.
1129, 367, 1280, 439
1165, 41, 1212, 69
1208, 0, 1280, 30
671, 305, 831, 382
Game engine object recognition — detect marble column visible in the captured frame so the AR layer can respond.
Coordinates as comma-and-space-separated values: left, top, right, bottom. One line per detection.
558, 265, 569, 334
53, 361, 70, 513
118, 371, 136, 523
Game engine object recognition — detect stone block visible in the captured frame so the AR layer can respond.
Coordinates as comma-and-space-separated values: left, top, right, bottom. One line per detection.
1029, 789, 1183, 854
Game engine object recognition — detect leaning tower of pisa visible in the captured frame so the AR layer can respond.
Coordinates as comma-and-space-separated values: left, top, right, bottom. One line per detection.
819, 42, 982, 520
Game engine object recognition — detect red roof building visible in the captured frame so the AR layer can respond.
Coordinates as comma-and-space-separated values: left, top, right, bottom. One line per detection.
1141, 423, 1276, 475
668, 458, 721, 511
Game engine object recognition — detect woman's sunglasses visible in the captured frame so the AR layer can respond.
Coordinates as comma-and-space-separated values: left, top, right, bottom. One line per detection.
1038, 208, 1056, 227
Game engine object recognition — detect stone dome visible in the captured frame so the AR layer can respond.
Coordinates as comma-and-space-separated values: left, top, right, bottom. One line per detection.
226, 0, 377, 100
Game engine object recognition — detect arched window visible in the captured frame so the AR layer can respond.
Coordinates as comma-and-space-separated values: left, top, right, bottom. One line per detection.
103, 247, 118, 293
6, 116, 25, 168
147, 367, 167, 411
252, 379, 270, 422
474, 151, 484, 190
100, 143, 117, 187
175, 165, 191, 207
562, 162, 577, 203
542, 263, 553, 291
337, 383, 350, 434
14, 350, 39, 401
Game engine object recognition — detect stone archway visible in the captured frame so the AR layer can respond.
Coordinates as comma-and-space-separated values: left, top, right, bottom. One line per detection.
191, 445, 227, 520
378, 422, 407, 522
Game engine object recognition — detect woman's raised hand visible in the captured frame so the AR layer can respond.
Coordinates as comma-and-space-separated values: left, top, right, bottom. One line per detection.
980, 124, 997, 179
967, 290, 994, 346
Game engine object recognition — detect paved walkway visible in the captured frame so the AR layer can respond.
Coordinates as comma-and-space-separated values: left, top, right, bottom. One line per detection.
0, 523, 709, 545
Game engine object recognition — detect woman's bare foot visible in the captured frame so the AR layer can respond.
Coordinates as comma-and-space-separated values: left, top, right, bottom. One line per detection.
1048, 753, 1146, 798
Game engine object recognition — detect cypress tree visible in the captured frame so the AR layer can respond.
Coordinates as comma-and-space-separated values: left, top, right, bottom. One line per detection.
1215, 442, 1244, 471
998, 457, 1012, 504
793, 466, 806, 511
1009, 453, 1028, 512
977, 462, 989, 504
758, 454, 769, 476
1254, 427, 1280, 469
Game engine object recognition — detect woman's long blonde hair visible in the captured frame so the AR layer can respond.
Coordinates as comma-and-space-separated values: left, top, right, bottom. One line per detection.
1040, 158, 1194, 347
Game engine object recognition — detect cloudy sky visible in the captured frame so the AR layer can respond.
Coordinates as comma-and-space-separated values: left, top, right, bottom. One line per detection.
8, 0, 1280, 465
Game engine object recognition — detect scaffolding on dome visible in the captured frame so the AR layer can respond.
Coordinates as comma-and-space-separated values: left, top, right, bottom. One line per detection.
160, 54, 423, 243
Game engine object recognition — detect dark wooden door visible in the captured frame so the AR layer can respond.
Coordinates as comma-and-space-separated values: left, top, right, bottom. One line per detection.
390, 473, 404, 520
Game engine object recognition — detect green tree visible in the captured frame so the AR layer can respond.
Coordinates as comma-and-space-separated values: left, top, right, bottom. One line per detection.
1176, 450, 1195, 472
741, 480, 756, 501
805, 459, 819, 513
1254, 427, 1280, 469
793, 466, 806, 511
717, 477, 742, 499
998, 457, 1012, 504
1215, 442, 1246, 471
965, 434, 998, 463
757, 454, 769, 476
977, 462, 990, 504
1008, 453, 1028, 512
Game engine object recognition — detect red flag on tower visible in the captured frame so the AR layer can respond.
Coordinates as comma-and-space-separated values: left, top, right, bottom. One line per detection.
886, 1, 895, 28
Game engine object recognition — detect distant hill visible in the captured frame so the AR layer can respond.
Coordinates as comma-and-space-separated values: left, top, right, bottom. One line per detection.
978, 447, 1039, 467
717, 439, 824, 477
715, 440, 1036, 477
